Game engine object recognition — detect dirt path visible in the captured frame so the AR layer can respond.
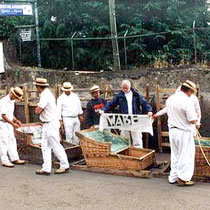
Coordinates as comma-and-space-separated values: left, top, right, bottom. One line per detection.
0, 164, 209, 210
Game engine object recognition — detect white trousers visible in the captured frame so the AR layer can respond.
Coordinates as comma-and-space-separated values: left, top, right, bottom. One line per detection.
168, 128, 195, 182
120, 130, 143, 148
63, 117, 80, 145
41, 120, 69, 173
0, 121, 19, 164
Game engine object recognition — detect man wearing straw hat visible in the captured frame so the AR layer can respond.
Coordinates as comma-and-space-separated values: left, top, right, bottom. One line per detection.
0, 87, 26, 168
57, 82, 83, 144
85, 85, 107, 128
163, 80, 198, 186
34, 78, 69, 175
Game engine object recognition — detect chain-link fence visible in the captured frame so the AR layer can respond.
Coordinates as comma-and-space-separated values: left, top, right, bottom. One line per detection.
18, 26, 209, 71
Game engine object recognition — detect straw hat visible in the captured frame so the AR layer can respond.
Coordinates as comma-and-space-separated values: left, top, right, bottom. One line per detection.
182, 80, 197, 93
10, 87, 23, 100
61, 82, 73, 91
34, 78, 49, 87
90, 85, 100, 93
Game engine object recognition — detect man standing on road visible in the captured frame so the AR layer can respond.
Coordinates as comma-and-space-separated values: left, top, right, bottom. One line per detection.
101, 80, 153, 148
57, 82, 83, 144
85, 85, 107, 129
0, 87, 26, 168
35, 78, 69, 175
157, 81, 198, 186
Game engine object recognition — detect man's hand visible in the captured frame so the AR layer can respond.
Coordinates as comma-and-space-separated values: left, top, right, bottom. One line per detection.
99, 110, 104, 115
13, 123, 20, 129
15, 120, 22, 126
152, 114, 158, 119
196, 124, 201, 129
147, 112, 153, 117
79, 115, 84, 123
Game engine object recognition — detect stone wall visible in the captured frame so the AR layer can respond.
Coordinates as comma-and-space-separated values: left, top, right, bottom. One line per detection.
1, 66, 210, 136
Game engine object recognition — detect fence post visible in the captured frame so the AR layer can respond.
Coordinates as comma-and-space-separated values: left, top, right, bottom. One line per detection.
109, 0, 121, 71
193, 20, 197, 64
34, 0, 42, 68
71, 32, 77, 71
124, 30, 128, 70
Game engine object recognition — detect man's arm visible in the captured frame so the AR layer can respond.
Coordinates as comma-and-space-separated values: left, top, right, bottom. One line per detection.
138, 94, 152, 114
2, 114, 19, 129
102, 95, 118, 112
35, 106, 43, 115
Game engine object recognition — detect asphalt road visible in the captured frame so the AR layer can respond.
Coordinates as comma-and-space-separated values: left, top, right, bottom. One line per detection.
0, 164, 209, 210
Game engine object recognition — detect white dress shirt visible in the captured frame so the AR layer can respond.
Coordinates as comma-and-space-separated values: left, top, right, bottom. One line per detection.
57, 92, 83, 120
125, 90, 133, 114
166, 91, 197, 132
38, 88, 58, 122
0, 95, 14, 121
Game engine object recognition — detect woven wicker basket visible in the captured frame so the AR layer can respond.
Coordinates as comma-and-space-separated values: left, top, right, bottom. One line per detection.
77, 129, 155, 171
194, 137, 210, 178
15, 123, 82, 164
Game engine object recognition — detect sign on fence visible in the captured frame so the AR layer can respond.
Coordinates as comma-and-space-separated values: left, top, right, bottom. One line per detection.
0, 42, 4, 73
0, 4, 33, 16
19, 28, 33, 42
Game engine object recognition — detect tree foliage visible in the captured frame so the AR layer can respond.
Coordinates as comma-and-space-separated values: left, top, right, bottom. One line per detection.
0, 0, 209, 70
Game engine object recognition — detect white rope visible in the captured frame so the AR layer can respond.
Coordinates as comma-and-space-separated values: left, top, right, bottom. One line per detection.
196, 130, 210, 167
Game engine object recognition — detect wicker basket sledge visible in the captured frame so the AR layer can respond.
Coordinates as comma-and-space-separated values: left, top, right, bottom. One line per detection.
77, 129, 155, 171
194, 137, 210, 178
15, 123, 82, 165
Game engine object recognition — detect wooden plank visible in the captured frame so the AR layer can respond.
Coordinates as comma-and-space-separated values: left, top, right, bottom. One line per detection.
23, 85, 30, 123
71, 165, 150, 178
161, 131, 169, 137
156, 85, 163, 152
161, 142, 170, 147
159, 89, 176, 93
70, 159, 85, 166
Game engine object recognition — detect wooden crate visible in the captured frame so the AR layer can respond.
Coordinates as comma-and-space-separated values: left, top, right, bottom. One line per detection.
15, 123, 82, 165
77, 129, 155, 172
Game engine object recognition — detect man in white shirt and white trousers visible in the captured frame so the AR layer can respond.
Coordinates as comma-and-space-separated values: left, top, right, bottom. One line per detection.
57, 82, 83, 145
154, 80, 198, 186
35, 78, 69, 175
0, 87, 26, 167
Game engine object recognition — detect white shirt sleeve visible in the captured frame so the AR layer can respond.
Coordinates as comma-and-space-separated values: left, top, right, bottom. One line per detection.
192, 95, 201, 125
185, 101, 197, 122
38, 93, 48, 109
77, 95, 83, 115
156, 107, 167, 116
56, 96, 62, 120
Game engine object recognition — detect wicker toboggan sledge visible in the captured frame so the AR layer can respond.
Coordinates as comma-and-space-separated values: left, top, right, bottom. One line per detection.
15, 123, 82, 165
76, 128, 155, 175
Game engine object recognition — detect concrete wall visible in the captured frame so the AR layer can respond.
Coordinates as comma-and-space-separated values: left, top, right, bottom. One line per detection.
1, 66, 210, 137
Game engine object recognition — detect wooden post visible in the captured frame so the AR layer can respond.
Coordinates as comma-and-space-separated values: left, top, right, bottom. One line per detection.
55, 84, 61, 100
156, 85, 162, 152
23, 85, 30, 123
109, 0, 121, 71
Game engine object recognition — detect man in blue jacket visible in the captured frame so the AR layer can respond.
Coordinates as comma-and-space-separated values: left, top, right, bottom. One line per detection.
101, 80, 153, 148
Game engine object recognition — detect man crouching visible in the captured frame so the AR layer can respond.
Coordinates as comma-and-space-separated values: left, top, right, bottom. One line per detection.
0, 87, 26, 167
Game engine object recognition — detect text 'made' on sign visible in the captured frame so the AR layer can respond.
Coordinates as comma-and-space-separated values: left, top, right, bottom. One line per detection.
0, 42, 5, 73
0, 4, 33, 16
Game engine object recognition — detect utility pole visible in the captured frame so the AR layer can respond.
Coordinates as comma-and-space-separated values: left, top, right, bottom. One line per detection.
34, 0, 42, 68
109, 0, 121, 71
